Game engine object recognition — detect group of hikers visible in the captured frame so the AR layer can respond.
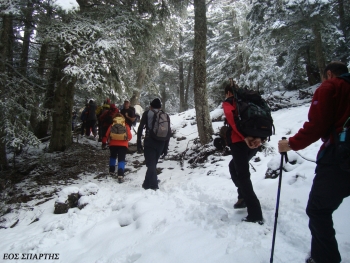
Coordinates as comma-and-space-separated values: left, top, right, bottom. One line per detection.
77, 61, 348, 263
79, 99, 139, 141
79, 97, 170, 188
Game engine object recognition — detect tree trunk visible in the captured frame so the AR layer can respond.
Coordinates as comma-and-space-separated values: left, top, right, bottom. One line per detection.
312, 22, 326, 80
305, 47, 318, 86
35, 48, 58, 139
184, 61, 192, 111
338, 0, 346, 38
193, 0, 213, 145
130, 67, 146, 106
20, 0, 34, 76
30, 42, 48, 133
37, 42, 49, 76
179, 30, 185, 112
161, 83, 167, 112
337, 0, 349, 63
0, 14, 14, 169
49, 51, 76, 152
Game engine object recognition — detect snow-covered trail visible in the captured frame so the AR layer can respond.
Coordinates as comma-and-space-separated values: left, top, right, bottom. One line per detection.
1, 103, 350, 263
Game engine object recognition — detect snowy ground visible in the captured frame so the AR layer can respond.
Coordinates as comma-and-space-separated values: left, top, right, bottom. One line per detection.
1, 98, 350, 263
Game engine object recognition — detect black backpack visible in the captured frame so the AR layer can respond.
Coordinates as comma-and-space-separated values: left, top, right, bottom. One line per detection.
233, 88, 274, 139
149, 110, 171, 141
334, 117, 350, 172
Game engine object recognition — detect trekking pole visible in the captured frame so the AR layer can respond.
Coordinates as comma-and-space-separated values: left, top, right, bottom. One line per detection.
270, 137, 289, 263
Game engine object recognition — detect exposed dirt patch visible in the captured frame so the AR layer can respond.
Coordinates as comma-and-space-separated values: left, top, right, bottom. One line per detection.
0, 141, 110, 218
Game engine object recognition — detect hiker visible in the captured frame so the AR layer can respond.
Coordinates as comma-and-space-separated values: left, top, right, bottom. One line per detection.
223, 83, 264, 224
102, 113, 132, 182
134, 104, 143, 125
96, 100, 110, 142
120, 99, 136, 128
99, 103, 119, 145
278, 61, 350, 263
80, 104, 88, 136
72, 110, 77, 131
137, 98, 171, 190
85, 99, 97, 137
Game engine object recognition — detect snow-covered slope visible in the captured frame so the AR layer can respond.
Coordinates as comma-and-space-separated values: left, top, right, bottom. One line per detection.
1, 101, 349, 263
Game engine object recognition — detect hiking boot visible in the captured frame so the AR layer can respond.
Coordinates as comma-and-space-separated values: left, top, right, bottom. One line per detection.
305, 257, 317, 263
109, 172, 116, 177
242, 216, 264, 225
142, 183, 158, 191
234, 199, 247, 209
117, 169, 125, 183
117, 175, 125, 183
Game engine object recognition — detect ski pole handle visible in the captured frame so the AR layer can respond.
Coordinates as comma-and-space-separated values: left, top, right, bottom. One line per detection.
280, 137, 288, 162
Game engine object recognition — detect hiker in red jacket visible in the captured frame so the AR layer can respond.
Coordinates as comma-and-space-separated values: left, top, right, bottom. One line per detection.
278, 61, 350, 263
99, 104, 119, 143
102, 113, 132, 182
223, 84, 264, 225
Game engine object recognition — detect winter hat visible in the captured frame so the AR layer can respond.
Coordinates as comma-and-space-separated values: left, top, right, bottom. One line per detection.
150, 98, 161, 109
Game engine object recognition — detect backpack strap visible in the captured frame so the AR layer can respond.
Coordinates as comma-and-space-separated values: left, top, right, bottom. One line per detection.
233, 90, 241, 121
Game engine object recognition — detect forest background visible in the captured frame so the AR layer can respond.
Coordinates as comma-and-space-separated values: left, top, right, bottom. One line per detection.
0, 0, 349, 170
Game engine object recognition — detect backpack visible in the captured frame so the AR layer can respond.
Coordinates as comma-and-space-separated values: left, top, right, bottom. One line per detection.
149, 110, 171, 141
109, 116, 128, 141
233, 88, 274, 139
334, 117, 350, 172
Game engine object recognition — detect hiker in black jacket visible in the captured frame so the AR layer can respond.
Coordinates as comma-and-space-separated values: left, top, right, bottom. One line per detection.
137, 98, 170, 190
86, 100, 97, 137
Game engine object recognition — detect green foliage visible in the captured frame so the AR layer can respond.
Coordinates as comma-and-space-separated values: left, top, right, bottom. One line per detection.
0, 74, 40, 151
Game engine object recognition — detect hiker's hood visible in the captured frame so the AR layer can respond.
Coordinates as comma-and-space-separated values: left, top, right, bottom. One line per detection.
339, 73, 350, 83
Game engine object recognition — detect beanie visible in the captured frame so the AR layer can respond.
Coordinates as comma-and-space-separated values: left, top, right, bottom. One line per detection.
150, 98, 161, 109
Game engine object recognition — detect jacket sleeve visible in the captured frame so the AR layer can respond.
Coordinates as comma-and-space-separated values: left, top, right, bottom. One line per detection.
289, 81, 337, 151
137, 111, 148, 141
127, 125, 132, 141
102, 126, 112, 144
222, 100, 245, 140
98, 110, 107, 122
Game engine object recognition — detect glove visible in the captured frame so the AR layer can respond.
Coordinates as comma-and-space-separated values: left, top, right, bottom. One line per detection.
102, 143, 107, 150
137, 140, 143, 153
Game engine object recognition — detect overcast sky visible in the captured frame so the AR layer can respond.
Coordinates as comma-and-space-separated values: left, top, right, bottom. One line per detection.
56, 0, 79, 10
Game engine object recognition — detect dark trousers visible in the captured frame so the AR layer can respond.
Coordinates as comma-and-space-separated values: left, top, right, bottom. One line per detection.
306, 147, 350, 263
81, 121, 86, 135
229, 141, 262, 220
143, 137, 165, 189
86, 120, 96, 136
98, 122, 103, 140
109, 146, 127, 173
